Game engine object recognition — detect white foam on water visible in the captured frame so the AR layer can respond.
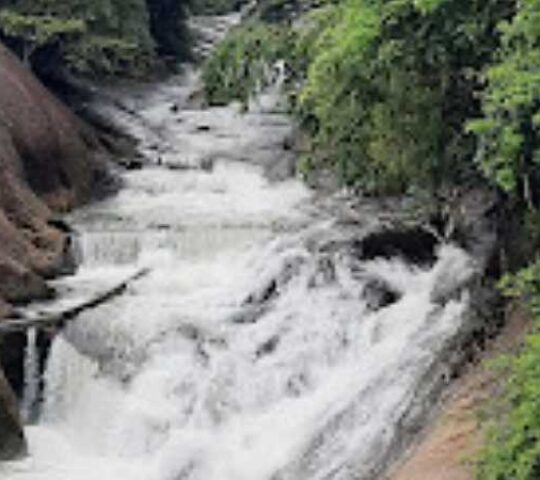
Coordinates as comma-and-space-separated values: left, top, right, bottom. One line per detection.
1, 22, 475, 479
21, 328, 39, 424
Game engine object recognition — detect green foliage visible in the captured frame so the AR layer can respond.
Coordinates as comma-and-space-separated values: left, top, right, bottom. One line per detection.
296, 0, 514, 191
65, 35, 152, 76
202, 22, 295, 107
469, 0, 540, 206
477, 259, 540, 480
0, 10, 85, 47
0, 9, 85, 65
0, 0, 190, 76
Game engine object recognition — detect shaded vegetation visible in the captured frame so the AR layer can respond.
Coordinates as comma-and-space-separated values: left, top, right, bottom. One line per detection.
189, 0, 241, 15
202, 22, 294, 107
469, 0, 540, 208
0, 0, 191, 77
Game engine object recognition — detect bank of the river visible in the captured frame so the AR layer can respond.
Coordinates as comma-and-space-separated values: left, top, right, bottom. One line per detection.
389, 304, 531, 480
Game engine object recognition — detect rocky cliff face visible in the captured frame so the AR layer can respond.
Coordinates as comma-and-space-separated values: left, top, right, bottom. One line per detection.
0, 42, 107, 308
0, 42, 108, 458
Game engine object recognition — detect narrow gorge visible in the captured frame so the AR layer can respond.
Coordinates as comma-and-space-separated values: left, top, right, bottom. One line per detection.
0, 2, 535, 480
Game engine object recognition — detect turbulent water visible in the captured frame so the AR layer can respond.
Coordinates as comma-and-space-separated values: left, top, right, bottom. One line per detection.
1, 16, 476, 480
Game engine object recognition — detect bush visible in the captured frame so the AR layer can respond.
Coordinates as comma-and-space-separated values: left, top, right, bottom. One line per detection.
0, 0, 191, 77
477, 260, 540, 480
296, 0, 514, 191
202, 21, 295, 107
468, 0, 540, 208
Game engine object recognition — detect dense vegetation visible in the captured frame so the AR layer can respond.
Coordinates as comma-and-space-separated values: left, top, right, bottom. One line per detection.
202, 0, 540, 478
0, 0, 191, 76
203, 22, 294, 107
469, 0, 540, 207
477, 261, 540, 480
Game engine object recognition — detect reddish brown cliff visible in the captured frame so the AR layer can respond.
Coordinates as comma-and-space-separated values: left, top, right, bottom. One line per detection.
0, 42, 108, 458
0, 42, 106, 309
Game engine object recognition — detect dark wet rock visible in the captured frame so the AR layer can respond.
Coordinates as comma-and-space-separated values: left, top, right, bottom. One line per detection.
308, 256, 336, 288
121, 157, 145, 171
155, 224, 172, 231
47, 217, 73, 234
245, 279, 279, 306
354, 227, 439, 266
363, 277, 400, 311
0, 332, 27, 399
256, 335, 280, 358
0, 368, 26, 460
200, 157, 215, 172
76, 104, 139, 166
185, 86, 208, 110
243, 258, 303, 306
283, 136, 294, 151
0, 329, 52, 400
165, 162, 192, 171
264, 151, 297, 182
231, 304, 270, 325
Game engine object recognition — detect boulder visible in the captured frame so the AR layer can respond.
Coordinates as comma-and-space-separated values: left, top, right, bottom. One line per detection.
354, 227, 439, 266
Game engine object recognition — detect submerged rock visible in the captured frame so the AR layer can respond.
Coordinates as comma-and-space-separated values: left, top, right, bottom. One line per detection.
354, 227, 439, 266
363, 276, 400, 311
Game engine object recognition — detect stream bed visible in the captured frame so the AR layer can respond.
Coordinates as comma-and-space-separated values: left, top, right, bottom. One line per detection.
1, 19, 477, 480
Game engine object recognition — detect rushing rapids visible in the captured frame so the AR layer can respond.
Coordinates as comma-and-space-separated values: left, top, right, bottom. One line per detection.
1, 17, 478, 480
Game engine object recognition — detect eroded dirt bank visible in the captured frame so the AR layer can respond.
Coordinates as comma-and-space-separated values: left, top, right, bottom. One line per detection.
388, 304, 530, 480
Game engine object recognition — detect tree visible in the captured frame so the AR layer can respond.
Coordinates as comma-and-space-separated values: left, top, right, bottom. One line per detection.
469, 0, 540, 208
0, 10, 84, 66
0, 0, 191, 77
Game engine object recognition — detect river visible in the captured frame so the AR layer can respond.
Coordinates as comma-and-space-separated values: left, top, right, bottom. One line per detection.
1, 15, 476, 480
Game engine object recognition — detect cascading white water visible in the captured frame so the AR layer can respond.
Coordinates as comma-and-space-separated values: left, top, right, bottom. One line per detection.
21, 327, 39, 424
0, 17, 476, 480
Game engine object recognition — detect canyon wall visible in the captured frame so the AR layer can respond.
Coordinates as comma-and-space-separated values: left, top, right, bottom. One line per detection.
0, 41, 109, 458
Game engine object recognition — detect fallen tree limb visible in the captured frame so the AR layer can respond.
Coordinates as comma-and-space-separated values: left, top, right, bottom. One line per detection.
0, 268, 151, 333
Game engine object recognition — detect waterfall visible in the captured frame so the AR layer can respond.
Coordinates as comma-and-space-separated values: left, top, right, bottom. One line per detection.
21, 327, 39, 424
1, 16, 475, 480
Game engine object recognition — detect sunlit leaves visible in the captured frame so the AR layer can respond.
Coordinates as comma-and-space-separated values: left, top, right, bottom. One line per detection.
469, 0, 540, 203
203, 22, 295, 107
